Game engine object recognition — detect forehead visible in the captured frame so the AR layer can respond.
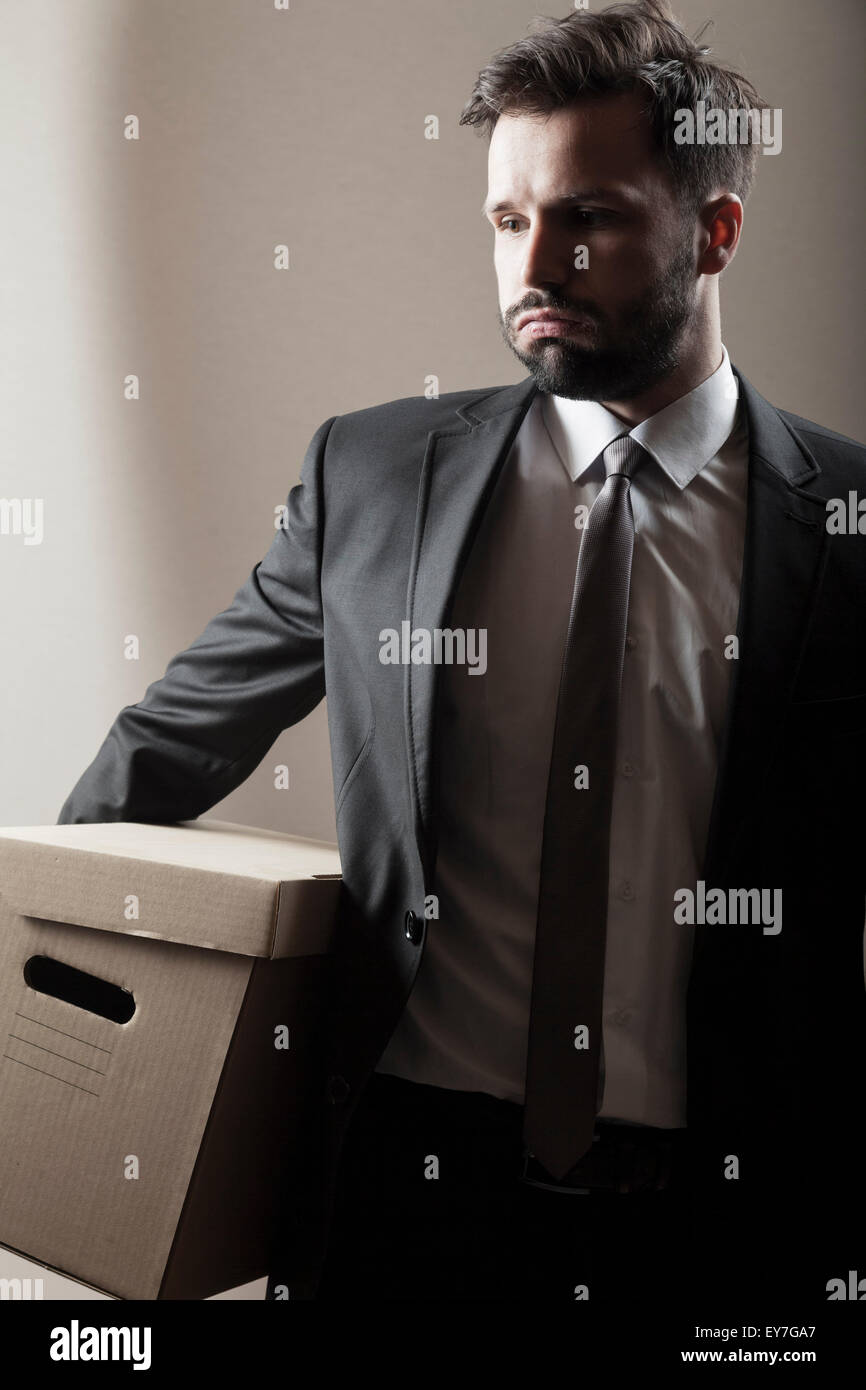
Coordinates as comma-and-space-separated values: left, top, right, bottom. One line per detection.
486, 90, 669, 205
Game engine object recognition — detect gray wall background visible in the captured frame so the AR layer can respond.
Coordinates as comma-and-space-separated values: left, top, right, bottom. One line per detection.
0, 0, 863, 1297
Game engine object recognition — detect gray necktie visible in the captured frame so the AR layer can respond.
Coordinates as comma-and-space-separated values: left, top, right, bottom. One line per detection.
522, 433, 647, 1181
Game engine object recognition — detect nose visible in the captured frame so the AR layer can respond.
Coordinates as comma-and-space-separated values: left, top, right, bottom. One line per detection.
519, 218, 573, 293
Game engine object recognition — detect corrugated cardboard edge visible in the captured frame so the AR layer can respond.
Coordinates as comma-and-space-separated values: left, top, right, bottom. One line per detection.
157, 952, 333, 1300
157, 955, 257, 1300
0, 1239, 118, 1299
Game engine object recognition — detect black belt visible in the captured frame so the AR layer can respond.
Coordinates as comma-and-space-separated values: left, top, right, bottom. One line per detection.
520, 1120, 687, 1194
360, 1073, 687, 1194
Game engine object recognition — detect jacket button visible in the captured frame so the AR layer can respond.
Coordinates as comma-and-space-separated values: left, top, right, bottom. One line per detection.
404, 909, 423, 945
327, 1073, 351, 1104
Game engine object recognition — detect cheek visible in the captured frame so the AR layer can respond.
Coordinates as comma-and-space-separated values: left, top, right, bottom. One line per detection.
492, 240, 510, 274
577, 237, 660, 291
493, 248, 517, 301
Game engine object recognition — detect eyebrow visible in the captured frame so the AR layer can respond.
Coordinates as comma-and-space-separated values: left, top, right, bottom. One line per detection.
481, 187, 620, 218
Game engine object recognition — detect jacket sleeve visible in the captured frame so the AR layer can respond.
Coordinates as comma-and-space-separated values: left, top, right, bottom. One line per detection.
56, 415, 337, 826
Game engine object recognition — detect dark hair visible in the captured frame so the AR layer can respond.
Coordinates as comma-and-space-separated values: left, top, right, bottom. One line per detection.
460, 0, 770, 216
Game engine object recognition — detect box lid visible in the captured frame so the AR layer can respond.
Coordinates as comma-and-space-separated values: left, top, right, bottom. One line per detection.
0, 819, 342, 958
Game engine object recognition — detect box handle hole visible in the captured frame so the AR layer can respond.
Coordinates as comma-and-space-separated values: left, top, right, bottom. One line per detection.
23, 955, 136, 1023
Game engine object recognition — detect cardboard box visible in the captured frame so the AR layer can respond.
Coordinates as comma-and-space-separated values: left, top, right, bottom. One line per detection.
0, 818, 341, 1300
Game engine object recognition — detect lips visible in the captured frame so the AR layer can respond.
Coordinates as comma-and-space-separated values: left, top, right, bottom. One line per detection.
515, 309, 592, 333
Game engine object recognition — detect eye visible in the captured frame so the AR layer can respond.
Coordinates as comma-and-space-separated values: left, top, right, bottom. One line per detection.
573, 208, 608, 226
495, 209, 611, 233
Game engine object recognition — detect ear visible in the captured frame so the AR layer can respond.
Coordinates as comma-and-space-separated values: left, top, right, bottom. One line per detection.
696, 194, 743, 275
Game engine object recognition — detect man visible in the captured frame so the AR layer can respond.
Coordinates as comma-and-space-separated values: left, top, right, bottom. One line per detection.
58, 1, 865, 1308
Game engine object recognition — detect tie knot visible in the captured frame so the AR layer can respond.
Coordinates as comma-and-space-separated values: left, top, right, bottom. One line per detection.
602, 434, 645, 481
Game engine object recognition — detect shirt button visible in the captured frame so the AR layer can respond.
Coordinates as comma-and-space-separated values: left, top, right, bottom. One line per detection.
612, 1008, 631, 1026
620, 880, 635, 901
622, 761, 637, 778
625, 634, 637, 651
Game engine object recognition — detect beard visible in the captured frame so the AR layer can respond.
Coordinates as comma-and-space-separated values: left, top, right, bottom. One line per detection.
499, 239, 697, 401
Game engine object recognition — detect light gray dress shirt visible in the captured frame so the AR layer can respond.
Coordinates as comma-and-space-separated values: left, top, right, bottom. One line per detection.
377, 345, 750, 1127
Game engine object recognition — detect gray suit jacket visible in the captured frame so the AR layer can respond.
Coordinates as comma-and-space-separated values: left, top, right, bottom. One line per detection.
58, 368, 866, 1296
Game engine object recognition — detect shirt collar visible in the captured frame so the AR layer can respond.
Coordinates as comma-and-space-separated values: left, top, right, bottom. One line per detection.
540, 344, 741, 490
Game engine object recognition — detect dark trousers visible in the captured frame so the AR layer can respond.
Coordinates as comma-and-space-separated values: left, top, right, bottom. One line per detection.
314, 1071, 850, 1309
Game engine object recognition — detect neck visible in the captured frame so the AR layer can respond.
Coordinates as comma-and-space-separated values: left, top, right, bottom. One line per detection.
602, 322, 724, 427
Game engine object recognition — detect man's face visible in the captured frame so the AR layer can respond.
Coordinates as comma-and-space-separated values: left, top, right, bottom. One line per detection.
485, 91, 699, 401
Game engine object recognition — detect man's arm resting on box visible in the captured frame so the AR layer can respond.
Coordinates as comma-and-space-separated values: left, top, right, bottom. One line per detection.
57, 416, 337, 826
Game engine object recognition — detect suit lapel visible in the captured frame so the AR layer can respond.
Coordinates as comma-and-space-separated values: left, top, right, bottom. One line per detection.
406, 366, 830, 904
700, 368, 829, 890
406, 377, 538, 876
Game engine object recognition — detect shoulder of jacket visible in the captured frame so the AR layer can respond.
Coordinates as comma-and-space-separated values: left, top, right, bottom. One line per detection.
776, 407, 866, 459
329, 383, 516, 434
